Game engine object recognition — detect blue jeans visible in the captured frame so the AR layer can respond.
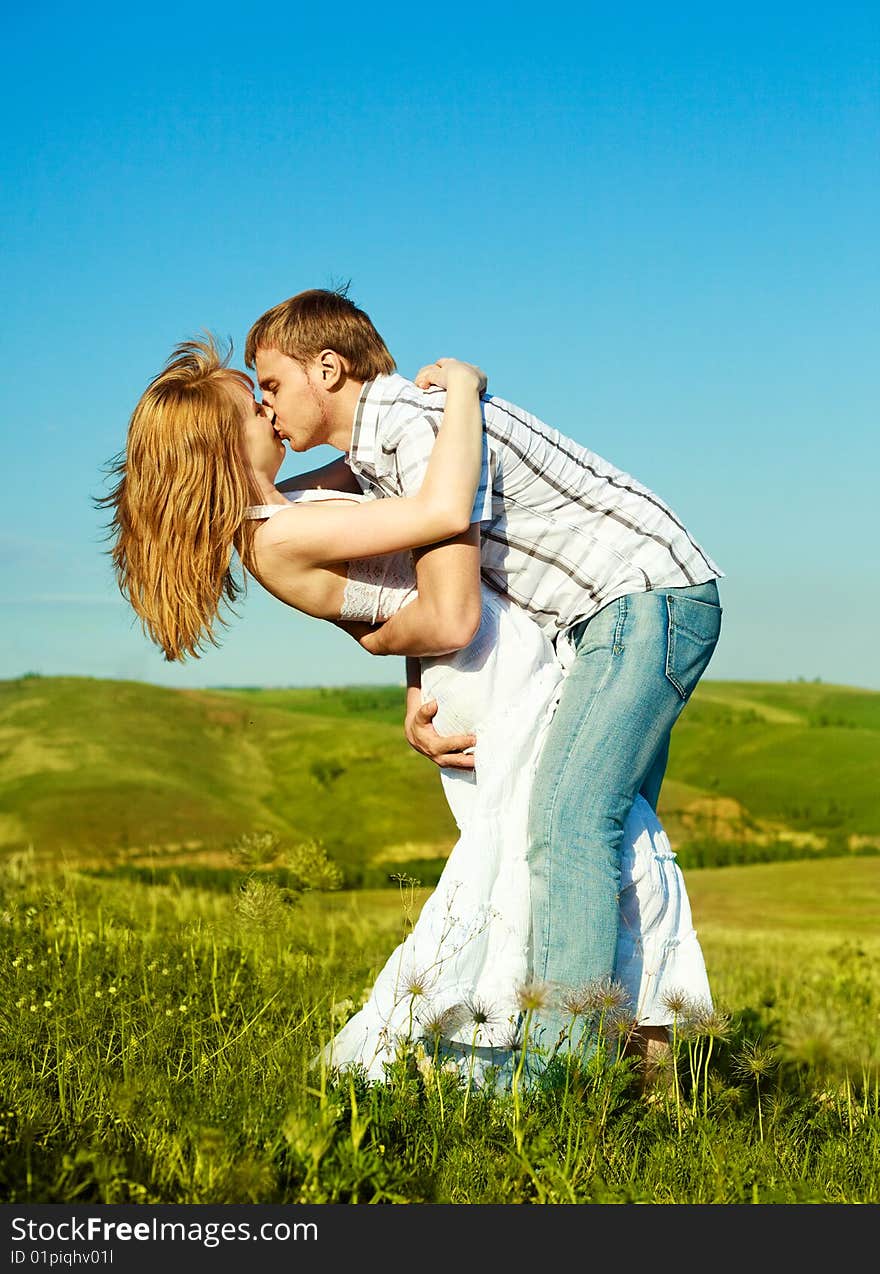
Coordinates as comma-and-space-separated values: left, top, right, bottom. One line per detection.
525, 579, 722, 1065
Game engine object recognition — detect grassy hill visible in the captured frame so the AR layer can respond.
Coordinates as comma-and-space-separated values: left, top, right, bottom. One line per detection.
0, 675, 876, 880
659, 680, 880, 857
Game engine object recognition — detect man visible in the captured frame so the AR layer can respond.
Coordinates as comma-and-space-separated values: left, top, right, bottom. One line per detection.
246, 286, 723, 1069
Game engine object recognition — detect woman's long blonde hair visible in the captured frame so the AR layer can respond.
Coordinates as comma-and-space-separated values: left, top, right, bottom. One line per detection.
99, 335, 262, 661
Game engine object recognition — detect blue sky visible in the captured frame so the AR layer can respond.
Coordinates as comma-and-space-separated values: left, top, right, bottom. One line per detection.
2, 2, 877, 691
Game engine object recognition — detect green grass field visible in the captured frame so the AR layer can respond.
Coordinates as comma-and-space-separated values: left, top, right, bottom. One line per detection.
1, 851, 878, 1204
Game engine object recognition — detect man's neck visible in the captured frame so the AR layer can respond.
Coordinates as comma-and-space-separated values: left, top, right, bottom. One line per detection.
324, 377, 368, 452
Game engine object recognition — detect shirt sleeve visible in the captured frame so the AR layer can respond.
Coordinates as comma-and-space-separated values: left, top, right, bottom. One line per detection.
347, 466, 375, 496
380, 398, 494, 524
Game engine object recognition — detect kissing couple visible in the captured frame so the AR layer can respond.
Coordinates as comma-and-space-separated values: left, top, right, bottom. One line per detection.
104, 287, 723, 1089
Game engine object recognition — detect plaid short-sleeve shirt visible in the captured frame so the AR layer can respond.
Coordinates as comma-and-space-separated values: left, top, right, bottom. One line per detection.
347, 373, 723, 638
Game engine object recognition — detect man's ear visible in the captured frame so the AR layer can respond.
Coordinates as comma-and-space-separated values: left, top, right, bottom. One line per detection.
317, 349, 347, 389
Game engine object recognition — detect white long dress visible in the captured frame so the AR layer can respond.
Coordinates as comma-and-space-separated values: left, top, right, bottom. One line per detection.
249, 490, 713, 1083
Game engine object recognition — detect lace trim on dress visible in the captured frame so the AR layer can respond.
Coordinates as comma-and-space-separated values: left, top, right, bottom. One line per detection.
340, 551, 418, 623
341, 557, 396, 625
243, 488, 417, 624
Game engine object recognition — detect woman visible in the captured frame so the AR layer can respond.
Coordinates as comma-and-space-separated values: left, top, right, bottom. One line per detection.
102, 336, 712, 1087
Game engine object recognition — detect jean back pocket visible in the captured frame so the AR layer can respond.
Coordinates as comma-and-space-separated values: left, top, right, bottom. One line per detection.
665, 593, 722, 700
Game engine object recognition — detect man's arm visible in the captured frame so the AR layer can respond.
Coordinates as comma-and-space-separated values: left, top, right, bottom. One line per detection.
361, 527, 482, 769
403, 655, 477, 771
350, 381, 492, 764
276, 455, 363, 495
358, 525, 482, 657
332, 533, 481, 768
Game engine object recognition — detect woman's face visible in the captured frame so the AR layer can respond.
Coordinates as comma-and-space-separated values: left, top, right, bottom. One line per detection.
232, 381, 285, 482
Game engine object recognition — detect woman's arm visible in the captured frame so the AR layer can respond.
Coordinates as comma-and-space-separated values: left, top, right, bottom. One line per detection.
261, 359, 486, 567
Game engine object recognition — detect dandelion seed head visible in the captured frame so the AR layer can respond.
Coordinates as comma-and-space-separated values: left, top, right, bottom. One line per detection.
611, 1012, 640, 1042
733, 1040, 778, 1080
686, 997, 713, 1022
694, 1009, 731, 1040
420, 1003, 469, 1041
579, 975, 631, 1014
401, 965, 434, 999
515, 979, 553, 1013
463, 995, 500, 1028
498, 1025, 524, 1055
560, 985, 595, 1017
660, 986, 692, 1016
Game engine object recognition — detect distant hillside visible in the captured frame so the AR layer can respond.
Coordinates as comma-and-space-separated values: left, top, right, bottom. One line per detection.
659, 680, 880, 856
0, 676, 455, 877
0, 675, 876, 879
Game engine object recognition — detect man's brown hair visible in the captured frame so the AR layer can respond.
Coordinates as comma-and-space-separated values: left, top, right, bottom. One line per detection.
244, 287, 396, 380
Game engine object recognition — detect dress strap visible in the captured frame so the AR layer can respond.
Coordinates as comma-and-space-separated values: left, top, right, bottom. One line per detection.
244, 503, 288, 519
245, 488, 371, 519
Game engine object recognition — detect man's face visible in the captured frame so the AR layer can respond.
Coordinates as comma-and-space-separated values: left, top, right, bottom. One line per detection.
255, 347, 330, 453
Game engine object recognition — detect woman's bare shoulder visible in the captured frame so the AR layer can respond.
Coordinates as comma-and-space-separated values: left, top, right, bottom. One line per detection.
251, 505, 300, 548
255, 499, 352, 558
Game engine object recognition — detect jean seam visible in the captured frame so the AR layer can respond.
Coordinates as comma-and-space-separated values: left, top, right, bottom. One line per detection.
531, 602, 623, 983
612, 594, 627, 654
665, 596, 687, 699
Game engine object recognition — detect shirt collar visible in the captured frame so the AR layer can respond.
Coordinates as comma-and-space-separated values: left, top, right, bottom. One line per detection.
347, 373, 410, 477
